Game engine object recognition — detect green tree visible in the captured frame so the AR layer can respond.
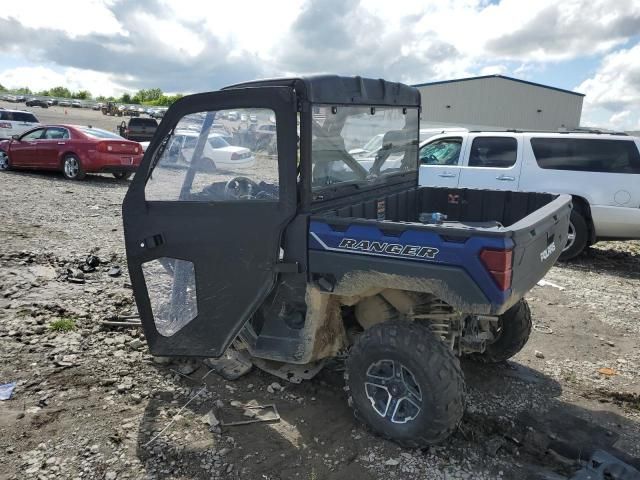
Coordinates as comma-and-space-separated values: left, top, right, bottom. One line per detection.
49, 86, 72, 98
120, 93, 132, 103
73, 90, 92, 100
37, 89, 50, 97
15, 86, 32, 95
0, 83, 6, 92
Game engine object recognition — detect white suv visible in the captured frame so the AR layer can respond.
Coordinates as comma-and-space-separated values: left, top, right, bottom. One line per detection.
0, 109, 41, 139
419, 131, 640, 259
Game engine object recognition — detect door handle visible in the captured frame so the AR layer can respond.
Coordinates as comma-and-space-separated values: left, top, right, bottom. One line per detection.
57, 142, 66, 145
496, 175, 515, 181
438, 172, 456, 178
141, 234, 164, 249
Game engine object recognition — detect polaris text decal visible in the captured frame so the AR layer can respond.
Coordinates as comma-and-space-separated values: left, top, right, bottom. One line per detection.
540, 242, 556, 262
338, 238, 439, 259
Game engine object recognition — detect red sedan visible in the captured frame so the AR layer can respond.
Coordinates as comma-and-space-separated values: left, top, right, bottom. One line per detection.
0, 124, 143, 180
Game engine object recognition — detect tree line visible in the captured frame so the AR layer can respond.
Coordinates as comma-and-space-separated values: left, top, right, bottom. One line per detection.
0, 83, 183, 106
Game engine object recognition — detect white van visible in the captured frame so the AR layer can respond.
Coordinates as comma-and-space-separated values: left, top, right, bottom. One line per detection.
419, 131, 640, 259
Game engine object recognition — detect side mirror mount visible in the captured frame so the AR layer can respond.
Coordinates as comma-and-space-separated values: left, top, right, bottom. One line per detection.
11, 135, 20, 141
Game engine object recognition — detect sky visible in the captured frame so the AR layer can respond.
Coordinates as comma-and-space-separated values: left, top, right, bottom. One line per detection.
1, 0, 639, 130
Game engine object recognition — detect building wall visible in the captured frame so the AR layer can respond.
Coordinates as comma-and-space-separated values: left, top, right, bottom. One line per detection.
417, 76, 583, 131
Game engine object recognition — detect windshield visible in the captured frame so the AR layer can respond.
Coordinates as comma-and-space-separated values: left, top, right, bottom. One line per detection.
361, 134, 384, 153
311, 105, 419, 191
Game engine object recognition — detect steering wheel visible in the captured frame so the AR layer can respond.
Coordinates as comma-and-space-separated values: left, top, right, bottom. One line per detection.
224, 176, 260, 200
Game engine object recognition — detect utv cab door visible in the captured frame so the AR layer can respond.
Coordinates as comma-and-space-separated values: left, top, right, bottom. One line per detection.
122, 87, 298, 357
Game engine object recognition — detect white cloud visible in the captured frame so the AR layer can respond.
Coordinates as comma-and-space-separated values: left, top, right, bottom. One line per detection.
609, 110, 630, 127
479, 65, 508, 75
577, 43, 640, 130
0, 0, 124, 37
0, 65, 128, 97
0, 0, 639, 103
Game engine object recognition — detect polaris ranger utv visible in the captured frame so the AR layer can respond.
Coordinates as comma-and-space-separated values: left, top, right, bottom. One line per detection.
122, 75, 571, 447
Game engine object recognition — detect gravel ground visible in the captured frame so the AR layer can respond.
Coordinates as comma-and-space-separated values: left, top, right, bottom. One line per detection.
1, 105, 639, 480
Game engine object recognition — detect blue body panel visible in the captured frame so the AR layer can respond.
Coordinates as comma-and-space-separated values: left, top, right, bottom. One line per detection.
309, 220, 514, 307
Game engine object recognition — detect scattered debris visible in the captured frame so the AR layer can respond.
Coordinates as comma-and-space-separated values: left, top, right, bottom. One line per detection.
535, 350, 545, 359
384, 458, 400, 466
597, 367, 618, 376
533, 323, 554, 334
569, 449, 640, 479
0, 382, 17, 400
203, 349, 253, 380
537, 279, 565, 290
219, 403, 280, 427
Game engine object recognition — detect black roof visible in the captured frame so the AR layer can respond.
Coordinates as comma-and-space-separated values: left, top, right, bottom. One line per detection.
412, 74, 585, 97
224, 75, 421, 107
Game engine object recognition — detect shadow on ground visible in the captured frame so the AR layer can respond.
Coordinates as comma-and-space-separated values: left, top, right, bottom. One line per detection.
135, 358, 640, 479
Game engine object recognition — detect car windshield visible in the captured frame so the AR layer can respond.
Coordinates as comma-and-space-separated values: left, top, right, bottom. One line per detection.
311, 105, 419, 191
361, 134, 384, 153
208, 136, 229, 149
78, 127, 123, 139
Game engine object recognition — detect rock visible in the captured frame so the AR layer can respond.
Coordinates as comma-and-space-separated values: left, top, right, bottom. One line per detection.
85, 255, 101, 268
152, 356, 172, 365
202, 410, 220, 427
267, 382, 283, 393
485, 436, 505, 456
535, 351, 545, 359
108, 266, 122, 278
606, 340, 615, 347
384, 458, 399, 466
177, 362, 197, 376
105, 471, 117, 480
129, 339, 143, 349
89, 444, 99, 454
218, 447, 231, 456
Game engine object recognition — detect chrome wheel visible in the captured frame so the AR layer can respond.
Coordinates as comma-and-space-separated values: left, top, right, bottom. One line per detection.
563, 221, 576, 252
64, 156, 79, 179
0, 151, 9, 170
365, 359, 422, 424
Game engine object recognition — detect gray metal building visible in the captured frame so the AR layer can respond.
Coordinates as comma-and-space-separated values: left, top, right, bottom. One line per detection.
413, 75, 584, 131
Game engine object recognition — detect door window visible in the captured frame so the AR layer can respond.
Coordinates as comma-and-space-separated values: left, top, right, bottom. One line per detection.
43, 127, 70, 139
531, 138, 640, 174
20, 128, 46, 141
420, 137, 462, 165
468, 137, 517, 168
142, 258, 197, 337
145, 108, 279, 202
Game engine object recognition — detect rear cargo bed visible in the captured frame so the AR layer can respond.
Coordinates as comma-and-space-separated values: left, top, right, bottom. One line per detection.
309, 187, 572, 315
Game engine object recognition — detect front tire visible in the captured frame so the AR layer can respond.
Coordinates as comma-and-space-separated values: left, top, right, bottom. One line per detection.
559, 210, 588, 261
345, 320, 465, 447
113, 172, 132, 180
62, 155, 85, 180
469, 299, 532, 363
0, 151, 10, 171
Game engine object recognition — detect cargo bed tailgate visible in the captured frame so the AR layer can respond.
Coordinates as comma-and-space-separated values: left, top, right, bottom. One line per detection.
507, 193, 572, 305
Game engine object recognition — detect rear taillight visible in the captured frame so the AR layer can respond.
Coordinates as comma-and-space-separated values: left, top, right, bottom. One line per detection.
96, 142, 113, 153
0, 122, 11, 129
480, 248, 513, 291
